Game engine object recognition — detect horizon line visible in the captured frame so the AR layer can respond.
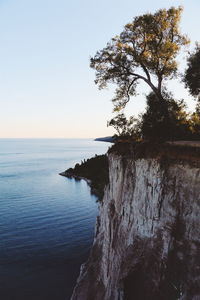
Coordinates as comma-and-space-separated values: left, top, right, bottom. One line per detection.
0, 137, 98, 139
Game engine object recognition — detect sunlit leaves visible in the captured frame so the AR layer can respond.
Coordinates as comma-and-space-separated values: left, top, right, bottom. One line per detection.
90, 6, 189, 111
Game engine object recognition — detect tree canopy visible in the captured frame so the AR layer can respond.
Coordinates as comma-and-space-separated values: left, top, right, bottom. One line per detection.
184, 45, 200, 98
140, 92, 193, 140
90, 6, 189, 111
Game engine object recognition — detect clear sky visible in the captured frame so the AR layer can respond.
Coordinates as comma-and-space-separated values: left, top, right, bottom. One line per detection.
0, 0, 199, 138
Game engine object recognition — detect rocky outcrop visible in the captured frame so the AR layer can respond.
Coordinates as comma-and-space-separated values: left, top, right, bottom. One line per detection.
71, 144, 200, 300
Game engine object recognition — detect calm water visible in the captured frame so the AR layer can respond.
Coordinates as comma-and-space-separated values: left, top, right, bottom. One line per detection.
0, 139, 109, 300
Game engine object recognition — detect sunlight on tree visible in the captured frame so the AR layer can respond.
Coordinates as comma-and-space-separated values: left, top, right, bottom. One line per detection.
91, 6, 189, 112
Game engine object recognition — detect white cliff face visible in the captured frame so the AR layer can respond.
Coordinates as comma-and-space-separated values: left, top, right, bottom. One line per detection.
71, 150, 200, 300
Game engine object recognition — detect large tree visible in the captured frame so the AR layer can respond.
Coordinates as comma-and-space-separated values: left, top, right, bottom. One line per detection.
90, 7, 189, 112
184, 45, 200, 98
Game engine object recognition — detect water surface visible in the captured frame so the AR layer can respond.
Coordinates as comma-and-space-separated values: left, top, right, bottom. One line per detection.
0, 139, 109, 300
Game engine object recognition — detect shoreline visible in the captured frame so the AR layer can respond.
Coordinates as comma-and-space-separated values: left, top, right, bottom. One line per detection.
59, 171, 92, 185
59, 171, 100, 198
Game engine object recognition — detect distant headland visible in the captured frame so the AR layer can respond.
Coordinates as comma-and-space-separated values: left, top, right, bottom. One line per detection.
94, 136, 115, 143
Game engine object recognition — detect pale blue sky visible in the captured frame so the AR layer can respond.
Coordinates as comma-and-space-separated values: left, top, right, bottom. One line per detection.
0, 0, 199, 138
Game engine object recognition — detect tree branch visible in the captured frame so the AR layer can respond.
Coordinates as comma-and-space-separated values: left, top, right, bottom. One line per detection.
126, 78, 138, 103
140, 62, 151, 82
128, 71, 164, 101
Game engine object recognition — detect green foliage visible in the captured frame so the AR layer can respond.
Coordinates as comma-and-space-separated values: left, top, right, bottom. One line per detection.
188, 101, 200, 139
108, 93, 200, 142
65, 155, 109, 200
184, 45, 200, 98
140, 92, 200, 141
90, 6, 189, 112
107, 113, 137, 137
90, 7, 200, 142
140, 92, 170, 140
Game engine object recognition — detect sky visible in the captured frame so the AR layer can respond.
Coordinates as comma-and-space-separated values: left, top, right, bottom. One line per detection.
0, 0, 199, 138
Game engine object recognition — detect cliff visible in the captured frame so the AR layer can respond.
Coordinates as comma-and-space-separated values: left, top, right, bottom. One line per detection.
71, 143, 200, 300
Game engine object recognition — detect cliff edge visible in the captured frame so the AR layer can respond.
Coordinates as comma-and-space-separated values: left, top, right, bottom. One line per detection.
71, 143, 200, 300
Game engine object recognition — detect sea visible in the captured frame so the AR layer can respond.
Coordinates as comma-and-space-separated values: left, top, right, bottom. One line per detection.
0, 138, 110, 300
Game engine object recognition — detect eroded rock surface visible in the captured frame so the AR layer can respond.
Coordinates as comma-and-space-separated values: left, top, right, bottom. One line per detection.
71, 147, 200, 300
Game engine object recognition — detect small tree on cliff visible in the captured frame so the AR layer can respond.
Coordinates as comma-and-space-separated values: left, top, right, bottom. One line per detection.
184, 44, 200, 99
183, 45, 200, 138
141, 92, 193, 140
107, 113, 139, 138
90, 7, 189, 139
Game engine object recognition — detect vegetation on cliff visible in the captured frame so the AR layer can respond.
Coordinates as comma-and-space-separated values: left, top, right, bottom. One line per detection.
60, 154, 109, 200
62, 7, 200, 201
91, 6, 200, 142
184, 45, 200, 99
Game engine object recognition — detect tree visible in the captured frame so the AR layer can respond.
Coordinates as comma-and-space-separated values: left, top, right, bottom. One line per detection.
107, 113, 137, 137
184, 45, 200, 98
90, 7, 189, 115
140, 92, 192, 140
188, 101, 200, 139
